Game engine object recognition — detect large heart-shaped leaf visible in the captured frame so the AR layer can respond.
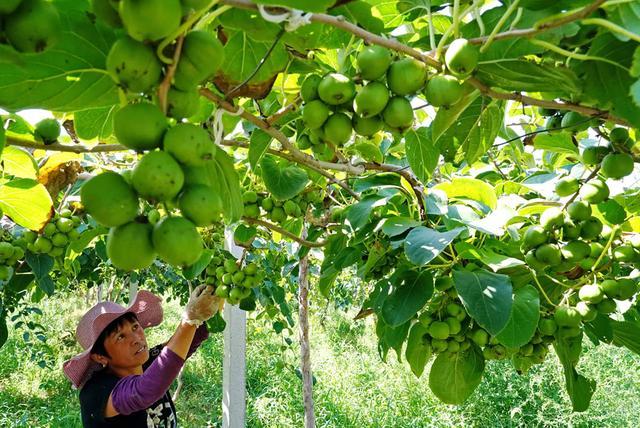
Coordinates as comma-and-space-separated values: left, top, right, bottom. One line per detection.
429, 345, 485, 404
404, 226, 465, 266
433, 177, 497, 210
260, 155, 309, 200
0, 179, 53, 230
381, 270, 434, 327
496, 285, 540, 348
453, 269, 513, 335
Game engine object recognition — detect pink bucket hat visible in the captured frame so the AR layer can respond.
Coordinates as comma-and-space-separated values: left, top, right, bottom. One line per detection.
63, 290, 163, 389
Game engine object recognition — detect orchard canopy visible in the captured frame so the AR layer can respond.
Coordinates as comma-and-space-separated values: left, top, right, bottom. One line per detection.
1, 0, 640, 410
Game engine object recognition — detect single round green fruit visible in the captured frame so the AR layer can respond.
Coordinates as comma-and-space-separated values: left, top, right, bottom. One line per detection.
81, 171, 139, 227
609, 127, 630, 145
356, 45, 392, 81
107, 221, 156, 271
106, 36, 162, 93
567, 201, 592, 221
323, 113, 353, 146
0, 243, 15, 260
579, 216, 603, 240
297, 134, 312, 150
523, 225, 548, 248
34, 118, 60, 145
5, 0, 61, 53
578, 283, 604, 304
428, 321, 450, 340
555, 177, 579, 197
173, 30, 225, 91
554, 306, 582, 328
535, 243, 562, 266
132, 151, 185, 202
56, 217, 74, 233
114, 102, 167, 151
561, 240, 591, 262
435, 276, 453, 291
575, 301, 597, 322
579, 179, 609, 204
163, 123, 215, 166
300, 74, 322, 102
596, 299, 617, 314
318, 73, 356, 105
178, 184, 223, 226
119, 0, 181, 41
617, 278, 639, 300
353, 82, 389, 118
538, 318, 557, 336
581, 145, 610, 165
382, 96, 413, 130
152, 216, 203, 267
444, 38, 479, 78
353, 115, 383, 137
242, 191, 258, 204
386, 58, 427, 95
560, 111, 592, 133
613, 244, 637, 263
562, 221, 581, 240
302, 100, 330, 129
601, 153, 634, 179
424, 74, 464, 108
545, 115, 563, 132
470, 329, 488, 346
51, 233, 68, 247
167, 88, 200, 119
540, 207, 565, 230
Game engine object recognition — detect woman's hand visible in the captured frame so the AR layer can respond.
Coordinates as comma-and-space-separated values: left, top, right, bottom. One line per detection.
182, 284, 225, 326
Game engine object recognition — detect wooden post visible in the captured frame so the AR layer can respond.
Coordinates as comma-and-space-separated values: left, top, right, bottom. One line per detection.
222, 229, 247, 428
298, 240, 316, 428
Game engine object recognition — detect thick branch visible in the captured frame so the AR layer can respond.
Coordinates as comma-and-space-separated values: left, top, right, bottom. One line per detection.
242, 216, 327, 247
6, 135, 127, 153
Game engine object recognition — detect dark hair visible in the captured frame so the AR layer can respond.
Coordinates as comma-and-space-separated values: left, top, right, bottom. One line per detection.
90, 312, 139, 358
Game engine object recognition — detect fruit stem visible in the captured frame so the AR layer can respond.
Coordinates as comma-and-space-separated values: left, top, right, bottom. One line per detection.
433, 1, 476, 61
531, 270, 557, 307
529, 39, 630, 72
479, 0, 520, 54
562, 166, 600, 210
580, 18, 640, 44
452, 0, 460, 39
591, 224, 618, 273
471, 1, 485, 37
426, 1, 437, 51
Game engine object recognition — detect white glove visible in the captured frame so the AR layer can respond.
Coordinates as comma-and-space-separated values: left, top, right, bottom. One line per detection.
182, 285, 225, 326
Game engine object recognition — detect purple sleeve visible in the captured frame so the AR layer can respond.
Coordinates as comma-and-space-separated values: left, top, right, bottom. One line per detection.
111, 347, 184, 416
186, 323, 209, 359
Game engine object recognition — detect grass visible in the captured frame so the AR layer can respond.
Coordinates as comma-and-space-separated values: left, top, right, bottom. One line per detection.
1, 292, 640, 427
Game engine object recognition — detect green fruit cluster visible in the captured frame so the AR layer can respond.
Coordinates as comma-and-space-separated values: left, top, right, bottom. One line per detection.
0, 0, 61, 53
201, 248, 263, 306
581, 142, 635, 180
22, 209, 83, 258
98, 0, 224, 117
0, 234, 26, 282
242, 189, 324, 225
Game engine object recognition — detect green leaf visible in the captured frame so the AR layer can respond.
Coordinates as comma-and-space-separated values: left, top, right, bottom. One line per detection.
218, 32, 288, 87
1, 146, 38, 179
476, 60, 581, 96
381, 270, 434, 327
260, 155, 309, 201
212, 150, 244, 222
405, 127, 439, 184
253, 0, 335, 12
346, 194, 389, 231
455, 242, 525, 271
0, 179, 53, 230
631, 47, 640, 77
351, 141, 383, 163
0, 8, 118, 111
612, 320, 640, 356
404, 226, 465, 266
554, 336, 596, 412
433, 177, 497, 210
183, 249, 213, 280
377, 318, 411, 361
219, 8, 281, 42
533, 132, 579, 155
25, 252, 54, 296
249, 130, 272, 171
453, 269, 513, 336
0, 126, 5, 158
0, 313, 7, 349
496, 285, 540, 348
381, 216, 421, 237
607, 2, 640, 43
353, 173, 400, 192
431, 90, 480, 142
405, 322, 431, 378
333, 1, 385, 34
69, 226, 108, 253
234, 224, 257, 245
428, 346, 485, 404
74, 106, 117, 140
580, 34, 640, 127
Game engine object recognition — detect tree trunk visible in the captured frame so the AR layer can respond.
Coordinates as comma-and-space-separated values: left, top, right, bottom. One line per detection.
298, 246, 315, 428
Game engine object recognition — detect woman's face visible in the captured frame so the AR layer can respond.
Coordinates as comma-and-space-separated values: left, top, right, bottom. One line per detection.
102, 318, 150, 369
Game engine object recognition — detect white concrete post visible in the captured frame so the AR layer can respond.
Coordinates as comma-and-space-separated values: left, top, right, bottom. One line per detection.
222, 229, 247, 428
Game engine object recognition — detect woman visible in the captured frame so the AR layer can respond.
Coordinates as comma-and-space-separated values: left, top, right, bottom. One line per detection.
63, 285, 224, 427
